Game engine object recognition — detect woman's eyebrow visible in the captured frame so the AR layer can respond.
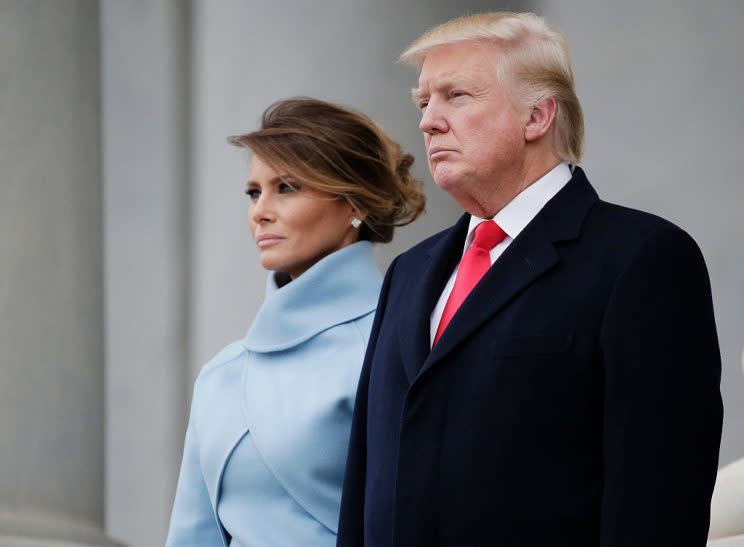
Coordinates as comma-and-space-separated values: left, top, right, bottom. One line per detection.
246, 175, 291, 186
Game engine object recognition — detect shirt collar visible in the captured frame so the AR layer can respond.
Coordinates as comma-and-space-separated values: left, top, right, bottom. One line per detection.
464, 162, 573, 251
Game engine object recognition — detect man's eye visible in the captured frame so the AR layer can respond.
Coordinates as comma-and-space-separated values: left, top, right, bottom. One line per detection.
451, 90, 467, 99
418, 100, 429, 111
245, 188, 260, 200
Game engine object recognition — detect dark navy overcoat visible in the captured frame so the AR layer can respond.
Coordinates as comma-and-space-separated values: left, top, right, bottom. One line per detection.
337, 168, 722, 547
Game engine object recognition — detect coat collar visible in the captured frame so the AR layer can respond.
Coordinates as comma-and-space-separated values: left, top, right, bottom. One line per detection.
402, 167, 598, 383
242, 241, 382, 353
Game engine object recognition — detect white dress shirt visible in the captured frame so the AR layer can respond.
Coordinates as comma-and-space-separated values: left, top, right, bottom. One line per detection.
429, 162, 573, 346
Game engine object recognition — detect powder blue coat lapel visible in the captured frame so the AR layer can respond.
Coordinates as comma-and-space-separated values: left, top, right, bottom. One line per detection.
166, 242, 382, 546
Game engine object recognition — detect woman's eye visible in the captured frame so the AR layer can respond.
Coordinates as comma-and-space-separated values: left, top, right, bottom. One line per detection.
245, 188, 260, 200
278, 182, 297, 194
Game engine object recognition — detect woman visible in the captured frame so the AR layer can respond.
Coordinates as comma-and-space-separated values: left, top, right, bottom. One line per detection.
166, 98, 425, 546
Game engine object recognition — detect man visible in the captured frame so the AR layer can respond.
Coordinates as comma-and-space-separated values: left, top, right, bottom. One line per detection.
338, 12, 722, 547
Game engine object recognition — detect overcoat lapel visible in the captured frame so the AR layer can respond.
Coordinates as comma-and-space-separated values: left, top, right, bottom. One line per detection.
415, 168, 599, 383
421, 218, 558, 378
398, 213, 471, 384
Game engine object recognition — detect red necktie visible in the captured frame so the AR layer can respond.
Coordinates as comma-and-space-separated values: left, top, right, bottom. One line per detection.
433, 221, 507, 345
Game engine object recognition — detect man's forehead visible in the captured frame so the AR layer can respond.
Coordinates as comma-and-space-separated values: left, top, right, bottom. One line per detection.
415, 73, 473, 93
415, 66, 494, 97
416, 45, 498, 88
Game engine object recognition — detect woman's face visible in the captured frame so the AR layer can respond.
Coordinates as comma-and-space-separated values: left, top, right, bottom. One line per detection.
246, 156, 361, 279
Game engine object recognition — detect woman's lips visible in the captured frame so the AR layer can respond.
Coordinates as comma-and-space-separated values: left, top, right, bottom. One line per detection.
256, 234, 285, 248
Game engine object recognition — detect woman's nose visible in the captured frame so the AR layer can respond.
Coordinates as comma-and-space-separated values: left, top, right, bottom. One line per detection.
251, 194, 276, 224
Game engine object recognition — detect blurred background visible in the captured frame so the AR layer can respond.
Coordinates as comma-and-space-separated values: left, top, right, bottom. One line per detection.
1, 1, 742, 545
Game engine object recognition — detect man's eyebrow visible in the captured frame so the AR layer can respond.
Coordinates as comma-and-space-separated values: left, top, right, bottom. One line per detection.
411, 87, 426, 104
412, 78, 479, 104
410, 80, 454, 103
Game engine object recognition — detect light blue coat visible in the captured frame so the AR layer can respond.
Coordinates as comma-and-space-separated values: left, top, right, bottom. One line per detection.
166, 242, 382, 546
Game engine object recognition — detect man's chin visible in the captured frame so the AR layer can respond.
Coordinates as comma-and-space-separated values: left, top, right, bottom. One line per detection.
432, 173, 465, 194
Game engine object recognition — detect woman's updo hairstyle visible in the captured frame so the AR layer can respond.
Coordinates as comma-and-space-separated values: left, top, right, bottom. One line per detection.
228, 98, 425, 243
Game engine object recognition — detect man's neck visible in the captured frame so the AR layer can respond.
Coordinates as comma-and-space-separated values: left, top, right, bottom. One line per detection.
460, 153, 563, 218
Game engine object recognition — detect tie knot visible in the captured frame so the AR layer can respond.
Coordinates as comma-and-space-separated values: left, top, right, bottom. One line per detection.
472, 221, 506, 251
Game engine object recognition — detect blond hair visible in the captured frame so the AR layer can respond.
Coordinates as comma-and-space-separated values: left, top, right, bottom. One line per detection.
229, 98, 425, 243
401, 12, 584, 164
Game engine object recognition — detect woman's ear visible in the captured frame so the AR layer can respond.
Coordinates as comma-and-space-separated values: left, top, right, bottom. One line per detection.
347, 199, 368, 223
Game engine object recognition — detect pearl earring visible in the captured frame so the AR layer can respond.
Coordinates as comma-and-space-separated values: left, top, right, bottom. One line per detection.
351, 218, 362, 229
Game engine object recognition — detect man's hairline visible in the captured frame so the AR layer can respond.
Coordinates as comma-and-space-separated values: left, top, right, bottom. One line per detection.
406, 41, 527, 109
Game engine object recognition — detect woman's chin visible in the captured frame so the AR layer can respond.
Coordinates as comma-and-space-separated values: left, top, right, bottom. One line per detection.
259, 255, 279, 272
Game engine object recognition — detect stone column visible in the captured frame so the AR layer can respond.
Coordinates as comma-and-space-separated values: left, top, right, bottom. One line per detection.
100, 1, 191, 546
0, 2, 119, 545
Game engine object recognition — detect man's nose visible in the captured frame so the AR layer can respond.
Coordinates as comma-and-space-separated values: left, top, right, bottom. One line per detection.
419, 102, 448, 134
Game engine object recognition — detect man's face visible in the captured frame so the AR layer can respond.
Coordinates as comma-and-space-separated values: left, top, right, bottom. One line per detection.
415, 42, 527, 203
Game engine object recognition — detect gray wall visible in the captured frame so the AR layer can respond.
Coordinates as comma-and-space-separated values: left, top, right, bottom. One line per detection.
538, 0, 744, 465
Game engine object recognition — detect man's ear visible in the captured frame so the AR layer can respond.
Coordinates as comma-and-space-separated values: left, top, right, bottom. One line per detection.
525, 96, 557, 142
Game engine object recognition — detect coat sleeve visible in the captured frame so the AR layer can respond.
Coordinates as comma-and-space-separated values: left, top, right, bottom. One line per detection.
598, 226, 723, 546
337, 256, 399, 546
166, 385, 226, 547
